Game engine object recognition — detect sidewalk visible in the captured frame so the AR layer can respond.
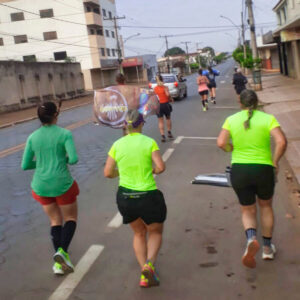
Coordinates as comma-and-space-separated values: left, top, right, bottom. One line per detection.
257, 74, 300, 184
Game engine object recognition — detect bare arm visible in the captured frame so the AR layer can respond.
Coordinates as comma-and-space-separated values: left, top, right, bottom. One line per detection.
104, 156, 119, 178
217, 129, 233, 152
271, 127, 287, 172
152, 150, 165, 174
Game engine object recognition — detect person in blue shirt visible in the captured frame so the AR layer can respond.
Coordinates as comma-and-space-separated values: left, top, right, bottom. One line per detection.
205, 66, 220, 104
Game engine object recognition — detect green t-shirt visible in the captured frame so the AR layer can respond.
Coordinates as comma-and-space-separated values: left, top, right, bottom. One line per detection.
21, 125, 78, 196
222, 110, 280, 165
108, 133, 159, 191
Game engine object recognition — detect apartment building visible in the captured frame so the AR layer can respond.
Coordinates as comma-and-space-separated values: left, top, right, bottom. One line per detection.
273, 0, 300, 79
0, 0, 122, 89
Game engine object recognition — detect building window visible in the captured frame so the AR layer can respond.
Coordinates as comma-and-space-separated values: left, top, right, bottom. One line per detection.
112, 49, 115, 57
86, 6, 92, 12
14, 35, 28, 44
93, 8, 100, 14
111, 31, 115, 38
97, 29, 103, 35
54, 51, 67, 61
101, 48, 105, 56
102, 9, 106, 17
277, 12, 282, 25
11, 12, 24, 22
0, 38, 3, 46
107, 48, 111, 56
23, 55, 37, 62
105, 30, 110, 37
108, 11, 112, 19
89, 28, 95, 35
43, 31, 57, 41
40, 9, 54, 18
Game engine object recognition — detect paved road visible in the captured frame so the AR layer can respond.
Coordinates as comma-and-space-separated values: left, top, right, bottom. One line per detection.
0, 59, 299, 299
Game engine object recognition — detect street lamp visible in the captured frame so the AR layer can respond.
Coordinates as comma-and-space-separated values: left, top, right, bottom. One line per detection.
220, 15, 241, 46
123, 33, 141, 44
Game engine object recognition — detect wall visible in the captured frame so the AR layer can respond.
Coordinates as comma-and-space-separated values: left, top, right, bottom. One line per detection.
0, 61, 84, 112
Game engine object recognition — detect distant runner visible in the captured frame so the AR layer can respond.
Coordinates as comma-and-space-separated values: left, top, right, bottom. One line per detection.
217, 90, 287, 268
206, 66, 220, 104
197, 69, 210, 111
232, 68, 248, 99
22, 102, 79, 275
104, 109, 167, 288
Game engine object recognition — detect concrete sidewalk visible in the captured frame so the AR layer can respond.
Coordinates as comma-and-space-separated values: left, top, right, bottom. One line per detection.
257, 74, 300, 184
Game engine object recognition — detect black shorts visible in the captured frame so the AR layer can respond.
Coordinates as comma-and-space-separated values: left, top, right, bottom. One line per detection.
231, 164, 275, 206
235, 86, 246, 95
208, 82, 217, 89
157, 103, 172, 119
116, 186, 167, 225
199, 90, 208, 96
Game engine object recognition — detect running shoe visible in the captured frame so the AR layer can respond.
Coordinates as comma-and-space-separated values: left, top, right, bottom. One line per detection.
213, 100, 216, 104
203, 106, 207, 112
262, 244, 276, 260
53, 262, 64, 276
161, 135, 166, 143
141, 261, 160, 287
242, 239, 260, 268
139, 274, 149, 288
168, 132, 174, 140
53, 247, 74, 273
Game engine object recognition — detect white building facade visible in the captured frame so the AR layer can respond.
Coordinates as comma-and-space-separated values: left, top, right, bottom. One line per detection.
0, 0, 122, 89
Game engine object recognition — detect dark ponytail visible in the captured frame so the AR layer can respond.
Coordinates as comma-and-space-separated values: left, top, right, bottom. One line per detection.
37, 102, 59, 124
240, 89, 258, 130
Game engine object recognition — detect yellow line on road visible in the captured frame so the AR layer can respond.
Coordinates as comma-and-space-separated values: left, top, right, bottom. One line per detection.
0, 117, 93, 159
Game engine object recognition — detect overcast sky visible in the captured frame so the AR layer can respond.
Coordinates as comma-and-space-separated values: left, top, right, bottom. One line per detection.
114, 0, 279, 57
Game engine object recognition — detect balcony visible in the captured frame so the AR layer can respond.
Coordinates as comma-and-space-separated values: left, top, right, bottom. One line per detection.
83, 0, 100, 5
85, 12, 102, 26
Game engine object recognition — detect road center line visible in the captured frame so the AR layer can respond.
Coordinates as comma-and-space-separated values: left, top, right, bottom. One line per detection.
220, 80, 226, 84
48, 245, 104, 300
107, 148, 175, 229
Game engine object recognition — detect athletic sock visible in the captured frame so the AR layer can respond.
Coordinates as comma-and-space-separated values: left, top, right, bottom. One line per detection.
245, 228, 257, 241
202, 100, 206, 107
51, 225, 62, 252
263, 236, 272, 247
61, 221, 77, 252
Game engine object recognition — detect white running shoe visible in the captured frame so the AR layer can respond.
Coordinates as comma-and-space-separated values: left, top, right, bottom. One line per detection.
262, 244, 276, 260
242, 239, 260, 268
53, 262, 64, 275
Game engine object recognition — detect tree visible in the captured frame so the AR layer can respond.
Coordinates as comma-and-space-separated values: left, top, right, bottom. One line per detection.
164, 47, 185, 57
232, 46, 261, 69
202, 46, 215, 57
214, 52, 228, 64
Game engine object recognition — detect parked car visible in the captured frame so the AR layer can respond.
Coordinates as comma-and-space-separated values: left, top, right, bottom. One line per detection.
149, 73, 187, 100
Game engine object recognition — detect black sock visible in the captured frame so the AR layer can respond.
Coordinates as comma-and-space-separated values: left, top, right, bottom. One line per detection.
202, 100, 206, 107
263, 236, 272, 247
51, 225, 62, 252
61, 221, 77, 252
245, 228, 256, 241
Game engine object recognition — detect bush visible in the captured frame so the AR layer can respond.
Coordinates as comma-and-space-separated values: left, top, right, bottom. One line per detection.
190, 63, 199, 70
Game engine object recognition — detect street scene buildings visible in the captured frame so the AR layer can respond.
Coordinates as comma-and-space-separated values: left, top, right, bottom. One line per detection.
0, 1, 300, 299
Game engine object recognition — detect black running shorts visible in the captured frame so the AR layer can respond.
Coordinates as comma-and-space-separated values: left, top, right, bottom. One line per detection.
199, 90, 208, 96
208, 82, 217, 89
116, 186, 167, 225
157, 103, 172, 119
231, 164, 275, 206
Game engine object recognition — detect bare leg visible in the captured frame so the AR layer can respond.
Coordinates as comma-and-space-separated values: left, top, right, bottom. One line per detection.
240, 204, 257, 231
212, 87, 216, 98
158, 117, 165, 136
59, 202, 78, 222
146, 223, 163, 264
43, 203, 63, 226
130, 218, 147, 269
166, 118, 172, 132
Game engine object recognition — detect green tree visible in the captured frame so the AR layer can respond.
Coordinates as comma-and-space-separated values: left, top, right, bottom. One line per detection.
214, 52, 228, 64
202, 46, 215, 57
232, 45, 261, 69
164, 47, 185, 57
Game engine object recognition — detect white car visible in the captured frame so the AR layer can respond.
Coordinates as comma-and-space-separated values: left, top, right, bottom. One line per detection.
149, 73, 187, 100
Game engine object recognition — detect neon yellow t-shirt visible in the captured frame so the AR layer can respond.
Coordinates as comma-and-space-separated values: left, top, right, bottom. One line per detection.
108, 133, 159, 191
222, 110, 280, 165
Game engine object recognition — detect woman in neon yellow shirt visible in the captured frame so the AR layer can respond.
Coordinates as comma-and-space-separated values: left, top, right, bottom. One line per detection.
104, 109, 166, 288
22, 102, 79, 275
217, 90, 287, 269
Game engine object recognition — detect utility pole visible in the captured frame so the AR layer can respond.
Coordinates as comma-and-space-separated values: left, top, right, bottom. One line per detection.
104, 15, 126, 73
241, 11, 247, 60
246, 0, 258, 59
160, 35, 173, 73
181, 41, 191, 74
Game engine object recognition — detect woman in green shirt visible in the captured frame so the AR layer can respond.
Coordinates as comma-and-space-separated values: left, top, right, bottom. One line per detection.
22, 102, 79, 275
217, 89, 287, 269
104, 109, 166, 288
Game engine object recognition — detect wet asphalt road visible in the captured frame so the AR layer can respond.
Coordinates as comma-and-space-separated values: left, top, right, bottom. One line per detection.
1, 59, 299, 299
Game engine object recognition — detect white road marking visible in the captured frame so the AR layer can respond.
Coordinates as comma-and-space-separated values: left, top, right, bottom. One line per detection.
48, 245, 104, 300
107, 212, 123, 228
107, 148, 175, 229
214, 106, 239, 109
220, 80, 226, 84
174, 136, 184, 144
184, 136, 217, 140
162, 148, 174, 162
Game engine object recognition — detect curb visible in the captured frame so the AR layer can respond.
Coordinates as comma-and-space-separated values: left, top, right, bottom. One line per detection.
0, 100, 93, 130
